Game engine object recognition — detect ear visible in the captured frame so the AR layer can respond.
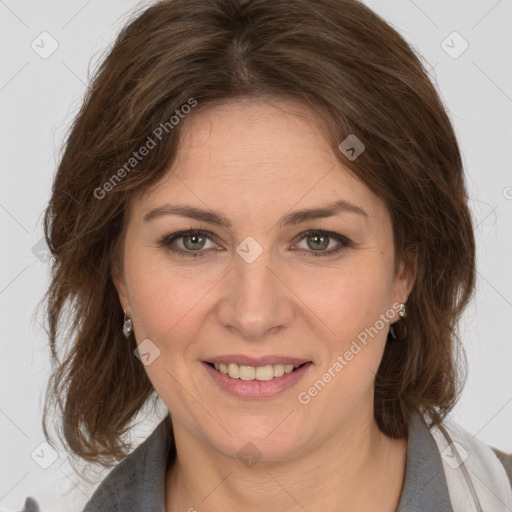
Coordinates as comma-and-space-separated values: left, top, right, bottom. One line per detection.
394, 247, 418, 304
111, 258, 131, 317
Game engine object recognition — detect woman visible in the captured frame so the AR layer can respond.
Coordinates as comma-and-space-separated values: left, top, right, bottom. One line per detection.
26, 0, 511, 510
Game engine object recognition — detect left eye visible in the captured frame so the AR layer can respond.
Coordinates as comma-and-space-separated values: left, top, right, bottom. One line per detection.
293, 230, 350, 256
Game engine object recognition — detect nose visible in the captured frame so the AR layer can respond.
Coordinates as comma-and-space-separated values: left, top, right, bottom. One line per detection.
215, 247, 295, 341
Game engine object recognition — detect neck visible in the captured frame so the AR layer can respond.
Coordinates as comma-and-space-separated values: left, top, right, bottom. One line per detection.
165, 410, 407, 512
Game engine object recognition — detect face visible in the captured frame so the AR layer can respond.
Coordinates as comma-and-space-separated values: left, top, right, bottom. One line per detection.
114, 99, 413, 461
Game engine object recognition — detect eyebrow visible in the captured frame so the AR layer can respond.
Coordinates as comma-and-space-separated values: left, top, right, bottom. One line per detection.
143, 199, 368, 227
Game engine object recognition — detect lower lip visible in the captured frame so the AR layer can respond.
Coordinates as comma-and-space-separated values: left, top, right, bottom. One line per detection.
203, 362, 313, 398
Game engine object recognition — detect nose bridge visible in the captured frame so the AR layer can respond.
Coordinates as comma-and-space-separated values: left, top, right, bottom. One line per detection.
216, 246, 294, 340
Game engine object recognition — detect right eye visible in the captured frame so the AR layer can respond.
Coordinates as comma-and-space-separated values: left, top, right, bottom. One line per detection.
159, 229, 219, 257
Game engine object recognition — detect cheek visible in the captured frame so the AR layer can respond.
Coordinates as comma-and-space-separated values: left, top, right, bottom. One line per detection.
124, 258, 211, 410
304, 253, 395, 390
303, 256, 395, 341
297, 271, 393, 425
124, 249, 220, 356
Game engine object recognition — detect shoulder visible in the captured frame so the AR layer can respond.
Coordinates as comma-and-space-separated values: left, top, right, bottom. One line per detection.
492, 447, 512, 487
18, 416, 174, 512
437, 417, 512, 489
81, 415, 174, 512
399, 412, 512, 511
16, 497, 41, 512
427, 414, 512, 510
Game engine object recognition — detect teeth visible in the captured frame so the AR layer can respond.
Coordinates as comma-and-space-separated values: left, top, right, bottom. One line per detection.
255, 366, 274, 381
211, 362, 301, 380
228, 363, 239, 379
273, 364, 284, 377
239, 365, 255, 380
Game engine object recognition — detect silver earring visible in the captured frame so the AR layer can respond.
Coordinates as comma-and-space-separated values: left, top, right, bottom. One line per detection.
122, 313, 133, 338
389, 303, 407, 340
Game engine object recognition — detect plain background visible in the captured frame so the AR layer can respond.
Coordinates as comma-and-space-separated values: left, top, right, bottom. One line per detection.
1, 0, 511, 510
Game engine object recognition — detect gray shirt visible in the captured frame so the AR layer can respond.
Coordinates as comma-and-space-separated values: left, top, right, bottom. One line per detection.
20, 412, 512, 511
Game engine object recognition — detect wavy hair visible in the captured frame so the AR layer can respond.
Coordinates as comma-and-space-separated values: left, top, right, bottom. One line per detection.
42, 0, 475, 465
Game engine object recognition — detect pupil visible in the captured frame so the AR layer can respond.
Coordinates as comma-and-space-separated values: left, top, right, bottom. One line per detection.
184, 234, 205, 250
308, 233, 328, 250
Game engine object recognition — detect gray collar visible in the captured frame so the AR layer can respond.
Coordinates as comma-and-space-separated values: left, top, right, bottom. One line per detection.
397, 412, 453, 511
83, 412, 453, 511
82, 415, 174, 512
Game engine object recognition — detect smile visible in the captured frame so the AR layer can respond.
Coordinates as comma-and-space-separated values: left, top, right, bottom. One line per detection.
207, 362, 304, 381
203, 359, 313, 398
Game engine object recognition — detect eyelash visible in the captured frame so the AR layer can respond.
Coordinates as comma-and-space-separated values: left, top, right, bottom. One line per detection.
158, 229, 351, 258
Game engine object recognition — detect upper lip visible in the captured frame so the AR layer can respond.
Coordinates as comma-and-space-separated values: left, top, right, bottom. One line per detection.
204, 354, 311, 366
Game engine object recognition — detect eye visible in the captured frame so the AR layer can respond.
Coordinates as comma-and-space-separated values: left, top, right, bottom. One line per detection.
294, 230, 351, 257
159, 229, 218, 257
159, 229, 351, 258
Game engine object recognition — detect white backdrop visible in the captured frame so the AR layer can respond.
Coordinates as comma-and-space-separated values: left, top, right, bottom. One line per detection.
1, 0, 511, 510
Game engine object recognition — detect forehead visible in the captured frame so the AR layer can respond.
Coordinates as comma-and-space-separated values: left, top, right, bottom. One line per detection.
135, 99, 385, 223
174, 99, 338, 177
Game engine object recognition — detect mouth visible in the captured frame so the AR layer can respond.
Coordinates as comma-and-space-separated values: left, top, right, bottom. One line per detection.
202, 355, 313, 398
205, 361, 308, 381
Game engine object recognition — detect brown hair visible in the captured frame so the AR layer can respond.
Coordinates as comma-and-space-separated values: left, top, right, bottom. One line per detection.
43, 0, 475, 465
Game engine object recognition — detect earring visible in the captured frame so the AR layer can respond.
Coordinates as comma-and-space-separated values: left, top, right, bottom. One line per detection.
389, 303, 407, 340
122, 313, 133, 339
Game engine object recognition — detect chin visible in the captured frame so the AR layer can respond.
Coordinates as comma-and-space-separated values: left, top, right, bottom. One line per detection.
203, 421, 312, 464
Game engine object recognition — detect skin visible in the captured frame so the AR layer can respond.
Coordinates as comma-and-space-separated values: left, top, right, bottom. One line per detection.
114, 99, 416, 511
